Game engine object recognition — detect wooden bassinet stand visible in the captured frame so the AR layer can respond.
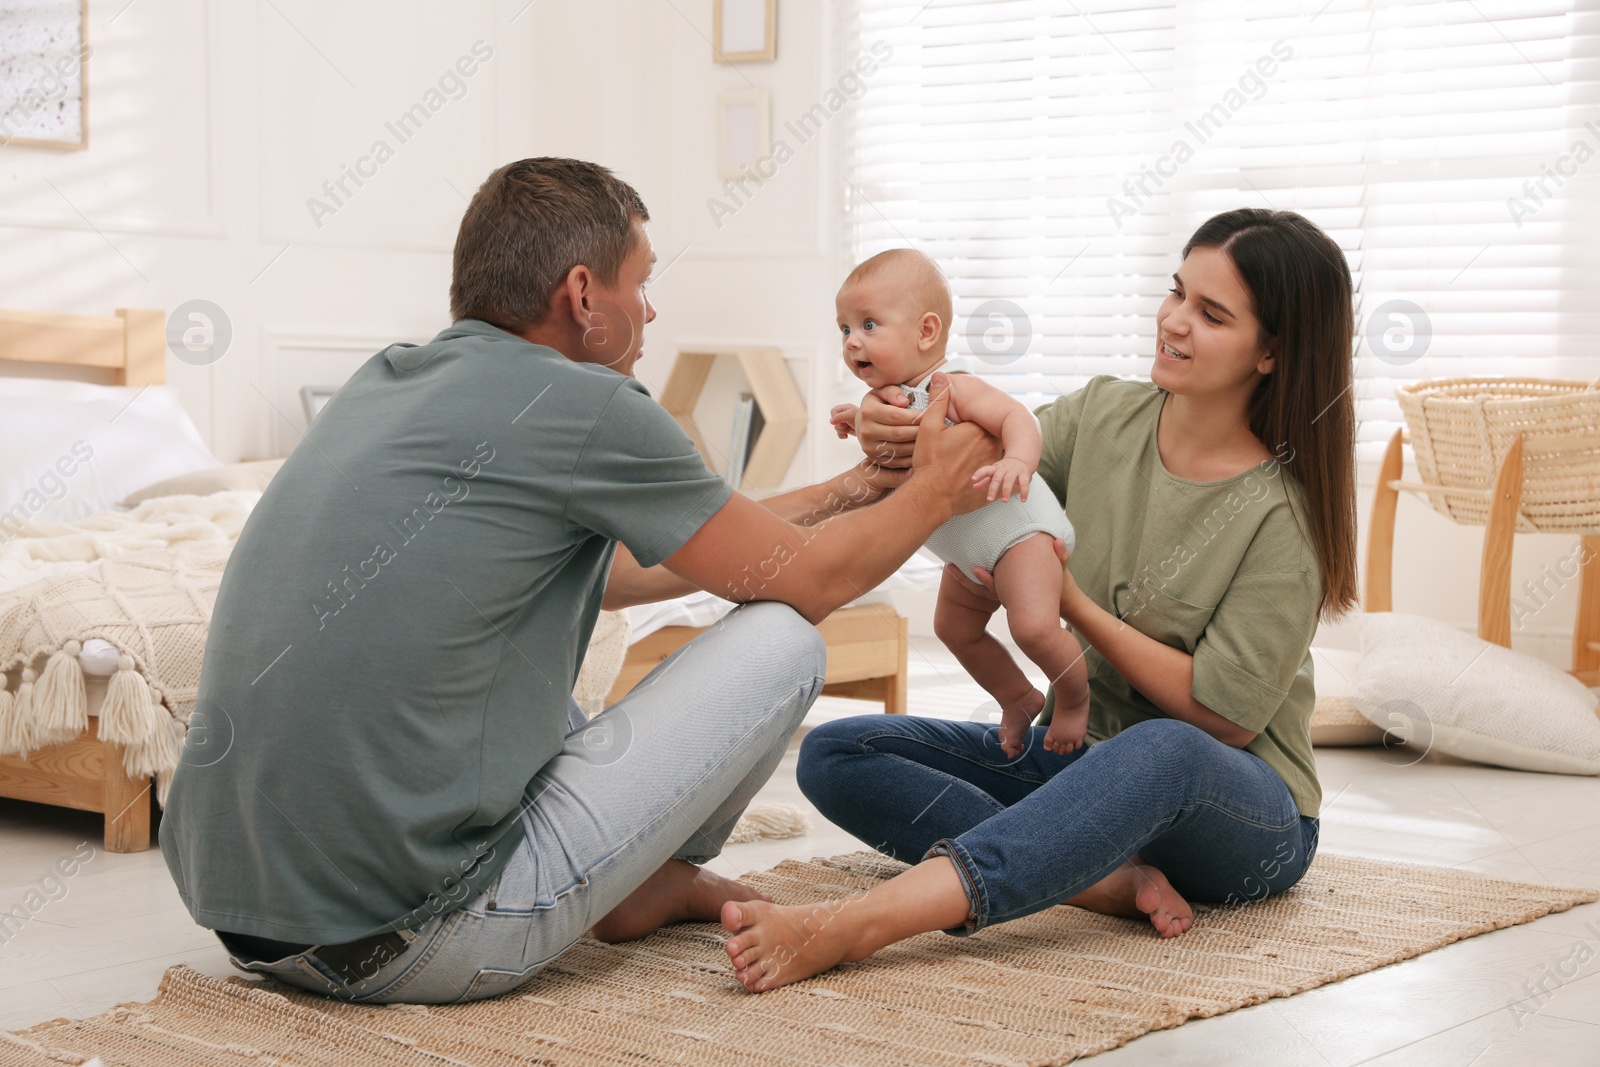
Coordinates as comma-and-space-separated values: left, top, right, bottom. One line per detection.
1366, 375, 1600, 684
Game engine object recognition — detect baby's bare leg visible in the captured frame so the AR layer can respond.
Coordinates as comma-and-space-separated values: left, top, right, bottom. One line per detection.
933, 569, 1040, 757
992, 534, 1090, 753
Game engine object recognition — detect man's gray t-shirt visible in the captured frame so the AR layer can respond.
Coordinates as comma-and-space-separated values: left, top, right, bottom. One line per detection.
161, 319, 732, 944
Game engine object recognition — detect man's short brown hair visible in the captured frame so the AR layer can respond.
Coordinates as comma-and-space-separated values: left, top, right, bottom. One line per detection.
449, 157, 649, 332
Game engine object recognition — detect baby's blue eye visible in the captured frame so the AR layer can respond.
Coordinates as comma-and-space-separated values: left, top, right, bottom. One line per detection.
863, 319, 877, 331
840, 325, 850, 336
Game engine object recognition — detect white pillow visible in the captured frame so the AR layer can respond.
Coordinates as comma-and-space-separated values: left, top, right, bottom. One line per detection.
122, 458, 284, 507
1355, 612, 1600, 775
0, 379, 219, 524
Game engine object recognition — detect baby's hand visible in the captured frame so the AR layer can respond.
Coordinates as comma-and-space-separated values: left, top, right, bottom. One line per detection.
829, 403, 861, 439
972, 456, 1032, 502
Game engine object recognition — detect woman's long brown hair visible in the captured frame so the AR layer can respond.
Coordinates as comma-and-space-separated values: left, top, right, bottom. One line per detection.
1183, 208, 1358, 619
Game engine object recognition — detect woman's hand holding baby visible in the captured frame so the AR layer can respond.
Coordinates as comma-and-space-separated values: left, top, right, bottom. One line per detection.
956, 535, 1069, 598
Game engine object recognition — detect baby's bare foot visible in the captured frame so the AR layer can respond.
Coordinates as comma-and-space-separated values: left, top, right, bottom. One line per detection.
591, 860, 770, 943
998, 688, 1046, 758
721, 896, 864, 992
1042, 700, 1088, 755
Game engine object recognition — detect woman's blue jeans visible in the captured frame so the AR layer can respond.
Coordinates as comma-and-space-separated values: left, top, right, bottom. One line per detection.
798, 715, 1318, 934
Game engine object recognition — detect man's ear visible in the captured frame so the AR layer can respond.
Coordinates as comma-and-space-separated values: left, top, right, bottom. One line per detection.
917, 311, 943, 351
560, 264, 596, 327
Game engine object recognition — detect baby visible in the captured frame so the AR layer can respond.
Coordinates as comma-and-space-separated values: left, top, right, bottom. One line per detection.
830, 249, 1091, 757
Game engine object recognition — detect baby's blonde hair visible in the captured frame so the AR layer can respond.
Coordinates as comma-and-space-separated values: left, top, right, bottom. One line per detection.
842, 248, 953, 349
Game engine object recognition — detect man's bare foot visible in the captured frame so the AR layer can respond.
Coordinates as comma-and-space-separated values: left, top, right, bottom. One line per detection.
998, 688, 1046, 758
590, 859, 770, 943
721, 896, 868, 992
1068, 861, 1194, 938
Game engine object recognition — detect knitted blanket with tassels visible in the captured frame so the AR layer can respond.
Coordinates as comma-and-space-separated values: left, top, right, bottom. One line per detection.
0, 491, 260, 801
0, 490, 810, 846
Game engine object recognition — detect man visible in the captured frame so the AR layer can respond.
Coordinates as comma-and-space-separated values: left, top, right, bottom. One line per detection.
161, 157, 995, 1004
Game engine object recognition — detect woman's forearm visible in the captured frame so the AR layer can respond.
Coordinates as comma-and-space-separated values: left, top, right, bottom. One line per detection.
1064, 587, 1256, 747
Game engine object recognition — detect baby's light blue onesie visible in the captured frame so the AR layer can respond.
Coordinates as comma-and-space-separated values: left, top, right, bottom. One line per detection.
896, 356, 1076, 583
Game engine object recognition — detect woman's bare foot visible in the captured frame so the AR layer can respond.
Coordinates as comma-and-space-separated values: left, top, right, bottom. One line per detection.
590, 859, 770, 943
998, 688, 1046, 758
721, 896, 867, 992
1068, 861, 1194, 938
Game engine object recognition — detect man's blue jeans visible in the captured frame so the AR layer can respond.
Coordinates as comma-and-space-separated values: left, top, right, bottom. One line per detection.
798, 715, 1318, 934
216, 602, 826, 1004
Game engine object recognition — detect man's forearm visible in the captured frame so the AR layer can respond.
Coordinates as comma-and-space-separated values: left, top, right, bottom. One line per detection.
663, 388, 999, 624
605, 464, 889, 610
602, 544, 699, 609
724, 475, 953, 619
756, 462, 889, 526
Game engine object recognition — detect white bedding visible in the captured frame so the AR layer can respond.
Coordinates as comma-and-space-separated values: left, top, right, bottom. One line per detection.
0, 380, 220, 524
0, 490, 261, 596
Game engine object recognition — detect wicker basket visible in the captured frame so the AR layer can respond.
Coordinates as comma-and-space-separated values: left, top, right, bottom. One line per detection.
1396, 377, 1600, 533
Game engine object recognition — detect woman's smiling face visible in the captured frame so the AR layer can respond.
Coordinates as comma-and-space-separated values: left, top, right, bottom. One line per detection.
1152, 245, 1275, 397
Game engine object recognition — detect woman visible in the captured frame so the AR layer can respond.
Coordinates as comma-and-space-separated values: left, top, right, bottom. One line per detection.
720, 208, 1358, 992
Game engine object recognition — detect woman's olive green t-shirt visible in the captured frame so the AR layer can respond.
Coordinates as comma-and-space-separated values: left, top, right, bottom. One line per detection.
1036, 376, 1322, 818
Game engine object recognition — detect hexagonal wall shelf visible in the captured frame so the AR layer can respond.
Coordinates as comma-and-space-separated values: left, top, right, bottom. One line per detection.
659, 347, 806, 490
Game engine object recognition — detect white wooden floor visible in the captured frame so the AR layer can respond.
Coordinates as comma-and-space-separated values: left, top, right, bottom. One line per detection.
2, 638, 1598, 1065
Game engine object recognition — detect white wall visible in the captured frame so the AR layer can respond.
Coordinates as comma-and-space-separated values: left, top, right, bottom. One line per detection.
1, 0, 538, 462
521, 0, 863, 489
6, 0, 1591, 669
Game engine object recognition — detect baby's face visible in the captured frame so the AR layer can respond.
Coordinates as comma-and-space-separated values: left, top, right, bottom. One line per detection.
835, 281, 935, 390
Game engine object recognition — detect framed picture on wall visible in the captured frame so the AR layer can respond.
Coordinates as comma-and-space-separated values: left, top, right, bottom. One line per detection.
714, 0, 776, 64
717, 89, 771, 179
0, 0, 89, 150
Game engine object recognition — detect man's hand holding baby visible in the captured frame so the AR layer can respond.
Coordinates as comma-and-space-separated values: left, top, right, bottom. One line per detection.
835, 386, 921, 442
855, 389, 918, 468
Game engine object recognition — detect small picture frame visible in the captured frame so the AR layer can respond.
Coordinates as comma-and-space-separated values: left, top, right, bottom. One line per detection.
0, 0, 89, 150
300, 384, 338, 425
717, 89, 771, 179
713, 0, 776, 64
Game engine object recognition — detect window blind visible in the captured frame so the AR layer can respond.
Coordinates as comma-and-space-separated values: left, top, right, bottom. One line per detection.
842, 0, 1600, 455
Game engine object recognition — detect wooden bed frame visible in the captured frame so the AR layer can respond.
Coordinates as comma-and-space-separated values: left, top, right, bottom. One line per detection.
0, 306, 166, 852
609, 602, 910, 715
0, 310, 912, 853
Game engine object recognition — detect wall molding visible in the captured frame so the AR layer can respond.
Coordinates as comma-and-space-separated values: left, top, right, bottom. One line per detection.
0, 0, 226, 239
254, 3, 501, 254
256, 329, 406, 455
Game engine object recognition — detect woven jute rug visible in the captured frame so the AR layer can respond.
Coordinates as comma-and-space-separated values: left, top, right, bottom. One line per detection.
2, 851, 1594, 1067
